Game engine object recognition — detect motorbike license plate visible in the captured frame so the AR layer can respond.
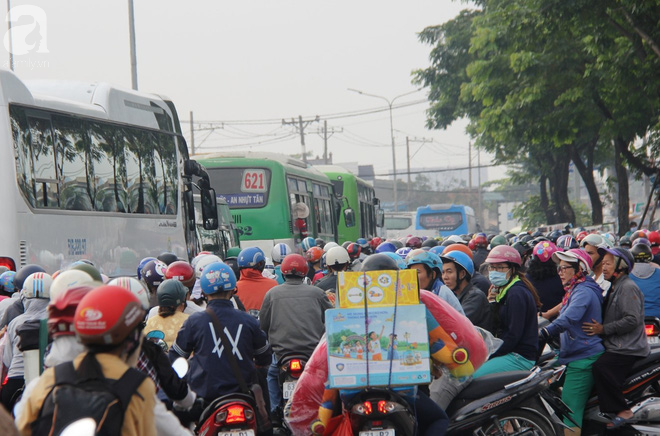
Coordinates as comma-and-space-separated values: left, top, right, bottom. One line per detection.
359, 430, 395, 436
649, 336, 660, 344
219, 430, 255, 436
283, 381, 297, 399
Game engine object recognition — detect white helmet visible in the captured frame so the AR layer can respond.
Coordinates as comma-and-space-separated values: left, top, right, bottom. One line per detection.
194, 254, 223, 278
50, 270, 95, 302
447, 235, 466, 245
323, 242, 340, 253
326, 246, 350, 267
22, 272, 53, 299
581, 233, 612, 249
109, 277, 150, 310
271, 243, 293, 263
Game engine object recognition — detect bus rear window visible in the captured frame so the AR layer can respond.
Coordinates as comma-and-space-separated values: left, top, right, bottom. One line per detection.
207, 168, 271, 209
419, 212, 463, 231
385, 217, 412, 230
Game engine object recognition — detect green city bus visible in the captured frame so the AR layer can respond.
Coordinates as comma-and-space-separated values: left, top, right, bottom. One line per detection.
316, 165, 382, 244
195, 152, 338, 254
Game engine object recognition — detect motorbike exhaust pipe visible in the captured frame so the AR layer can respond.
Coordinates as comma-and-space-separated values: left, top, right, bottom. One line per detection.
631, 397, 660, 421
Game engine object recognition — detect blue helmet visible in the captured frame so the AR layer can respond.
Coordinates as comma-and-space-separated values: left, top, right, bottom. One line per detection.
137, 257, 157, 280
382, 252, 407, 270
406, 249, 442, 273
0, 271, 16, 294
440, 251, 475, 279
429, 246, 446, 256
302, 237, 316, 252
356, 238, 369, 248
375, 242, 397, 254
395, 247, 412, 260
237, 247, 266, 268
200, 262, 237, 294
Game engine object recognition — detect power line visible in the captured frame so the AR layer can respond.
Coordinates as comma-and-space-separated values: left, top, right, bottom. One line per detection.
375, 164, 498, 177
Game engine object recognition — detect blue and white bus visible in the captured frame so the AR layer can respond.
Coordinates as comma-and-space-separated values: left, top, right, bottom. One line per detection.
415, 204, 477, 237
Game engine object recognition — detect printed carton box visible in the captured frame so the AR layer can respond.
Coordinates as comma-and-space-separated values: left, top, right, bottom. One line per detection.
336, 270, 419, 309
325, 304, 431, 388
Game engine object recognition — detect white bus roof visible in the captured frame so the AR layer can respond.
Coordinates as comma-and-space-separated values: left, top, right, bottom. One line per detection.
0, 69, 175, 131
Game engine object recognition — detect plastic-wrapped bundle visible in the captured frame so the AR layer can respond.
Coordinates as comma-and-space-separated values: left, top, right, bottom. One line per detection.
420, 290, 488, 378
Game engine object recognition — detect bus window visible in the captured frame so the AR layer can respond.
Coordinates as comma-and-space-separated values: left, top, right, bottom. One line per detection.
53, 115, 93, 211
28, 116, 58, 209
11, 107, 37, 207
89, 122, 120, 212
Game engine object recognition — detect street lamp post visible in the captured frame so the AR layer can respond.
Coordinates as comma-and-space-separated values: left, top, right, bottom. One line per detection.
348, 88, 420, 211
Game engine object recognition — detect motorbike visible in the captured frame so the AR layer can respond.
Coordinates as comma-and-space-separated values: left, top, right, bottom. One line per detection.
196, 393, 260, 436
344, 386, 417, 436
273, 352, 310, 435
537, 316, 660, 435
445, 365, 569, 435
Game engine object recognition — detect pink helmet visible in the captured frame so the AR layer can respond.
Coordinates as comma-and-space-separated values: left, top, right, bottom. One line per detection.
552, 248, 593, 273
533, 241, 560, 263
485, 245, 522, 266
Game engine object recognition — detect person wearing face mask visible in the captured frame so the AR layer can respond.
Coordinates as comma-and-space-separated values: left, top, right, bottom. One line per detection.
472, 246, 542, 378
583, 247, 649, 430
539, 249, 604, 436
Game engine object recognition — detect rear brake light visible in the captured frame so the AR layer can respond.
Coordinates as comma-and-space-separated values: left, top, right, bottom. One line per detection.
225, 405, 246, 424
645, 324, 658, 336
290, 359, 302, 374
363, 401, 372, 415
378, 400, 397, 414
0, 258, 16, 272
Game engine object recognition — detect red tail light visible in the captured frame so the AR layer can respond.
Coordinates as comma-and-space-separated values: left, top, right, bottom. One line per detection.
290, 359, 303, 376
225, 405, 246, 424
363, 401, 372, 415
646, 324, 658, 336
2, 375, 8, 386
0, 258, 16, 272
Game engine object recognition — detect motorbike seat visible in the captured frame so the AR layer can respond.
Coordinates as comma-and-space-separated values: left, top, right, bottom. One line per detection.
630, 347, 660, 372
455, 371, 532, 400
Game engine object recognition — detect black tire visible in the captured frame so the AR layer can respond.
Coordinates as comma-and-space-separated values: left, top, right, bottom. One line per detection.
480, 408, 556, 435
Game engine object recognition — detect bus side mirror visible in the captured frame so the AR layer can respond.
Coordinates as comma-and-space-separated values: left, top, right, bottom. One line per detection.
344, 208, 356, 228
377, 209, 385, 227
201, 188, 219, 230
373, 197, 380, 206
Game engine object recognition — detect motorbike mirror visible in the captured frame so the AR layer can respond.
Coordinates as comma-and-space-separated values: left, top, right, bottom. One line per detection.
172, 357, 189, 378
59, 418, 96, 436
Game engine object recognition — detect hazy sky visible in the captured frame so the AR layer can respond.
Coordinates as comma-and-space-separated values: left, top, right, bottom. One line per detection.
2, 1, 499, 179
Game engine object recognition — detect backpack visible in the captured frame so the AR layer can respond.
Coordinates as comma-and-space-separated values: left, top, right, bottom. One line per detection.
32, 352, 147, 436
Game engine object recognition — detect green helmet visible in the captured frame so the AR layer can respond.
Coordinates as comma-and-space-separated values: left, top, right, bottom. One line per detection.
156, 279, 187, 307
490, 235, 508, 248
226, 247, 241, 258
69, 262, 103, 282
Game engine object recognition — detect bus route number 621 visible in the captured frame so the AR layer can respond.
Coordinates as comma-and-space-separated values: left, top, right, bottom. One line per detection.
241, 169, 266, 193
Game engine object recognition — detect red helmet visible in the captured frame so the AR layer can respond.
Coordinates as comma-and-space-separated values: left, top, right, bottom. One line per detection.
48, 285, 94, 338
406, 237, 422, 249
468, 239, 476, 251
74, 285, 146, 346
648, 231, 660, 255
485, 245, 522, 266
473, 234, 488, 248
346, 243, 361, 260
305, 246, 324, 263
369, 237, 382, 250
280, 254, 309, 278
576, 231, 588, 243
165, 261, 196, 288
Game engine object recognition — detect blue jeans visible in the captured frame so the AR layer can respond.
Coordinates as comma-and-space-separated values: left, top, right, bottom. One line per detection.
472, 353, 536, 378
267, 355, 281, 413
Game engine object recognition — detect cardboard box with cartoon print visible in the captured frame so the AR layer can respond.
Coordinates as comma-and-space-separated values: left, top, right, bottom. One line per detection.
325, 304, 430, 389
336, 270, 419, 309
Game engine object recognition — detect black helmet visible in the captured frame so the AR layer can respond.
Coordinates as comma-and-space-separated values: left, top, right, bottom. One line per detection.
520, 235, 534, 244
549, 230, 563, 243
341, 241, 352, 249
14, 264, 46, 292
157, 279, 187, 307
390, 240, 404, 250
422, 239, 438, 248
315, 238, 326, 249
360, 254, 400, 272
157, 252, 179, 266
619, 236, 632, 248
511, 241, 532, 257
224, 257, 240, 281
631, 244, 653, 263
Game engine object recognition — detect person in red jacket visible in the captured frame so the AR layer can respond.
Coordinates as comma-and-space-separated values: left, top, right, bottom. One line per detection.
235, 247, 278, 314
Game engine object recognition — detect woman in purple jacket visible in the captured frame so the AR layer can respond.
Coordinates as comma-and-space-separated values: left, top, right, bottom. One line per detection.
540, 249, 604, 435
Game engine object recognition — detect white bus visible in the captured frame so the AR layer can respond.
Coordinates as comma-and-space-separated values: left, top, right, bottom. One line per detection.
0, 70, 217, 276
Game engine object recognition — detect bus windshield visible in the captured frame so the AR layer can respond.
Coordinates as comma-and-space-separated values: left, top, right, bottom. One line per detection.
385, 216, 413, 230
207, 167, 272, 209
418, 212, 464, 231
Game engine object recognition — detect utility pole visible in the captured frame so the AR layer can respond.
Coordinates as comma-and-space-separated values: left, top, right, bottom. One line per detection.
189, 111, 195, 155
7, 0, 14, 71
128, 0, 138, 90
478, 148, 483, 229
282, 115, 319, 164
405, 137, 431, 205
313, 121, 342, 164
468, 141, 473, 199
